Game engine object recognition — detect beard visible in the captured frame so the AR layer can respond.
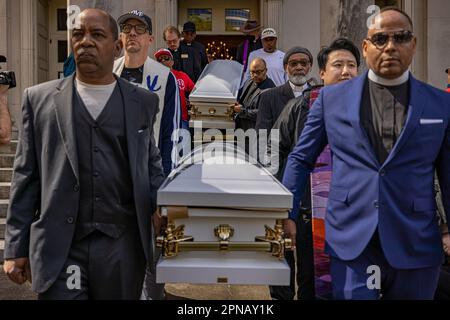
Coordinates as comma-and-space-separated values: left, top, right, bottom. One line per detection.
288, 74, 308, 86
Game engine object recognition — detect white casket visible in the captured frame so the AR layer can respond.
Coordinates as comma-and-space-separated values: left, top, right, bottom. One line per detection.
189, 60, 243, 130
156, 143, 292, 285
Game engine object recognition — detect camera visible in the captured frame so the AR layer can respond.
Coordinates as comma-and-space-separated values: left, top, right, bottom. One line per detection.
0, 55, 16, 89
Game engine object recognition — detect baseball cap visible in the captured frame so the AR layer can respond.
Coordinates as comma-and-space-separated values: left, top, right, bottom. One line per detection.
183, 21, 196, 33
446, 68, 449, 74
118, 10, 152, 34
154, 48, 173, 60
261, 28, 277, 40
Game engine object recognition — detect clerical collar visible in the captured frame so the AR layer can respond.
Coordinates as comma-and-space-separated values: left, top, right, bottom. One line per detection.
289, 81, 308, 98
289, 81, 308, 92
368, 69, 409, 86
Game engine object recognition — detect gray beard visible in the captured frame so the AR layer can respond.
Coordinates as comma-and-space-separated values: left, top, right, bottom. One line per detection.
289, 74, 307, 86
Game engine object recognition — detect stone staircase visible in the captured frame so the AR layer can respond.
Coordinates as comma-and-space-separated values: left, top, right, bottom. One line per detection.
0, 133, 18, 263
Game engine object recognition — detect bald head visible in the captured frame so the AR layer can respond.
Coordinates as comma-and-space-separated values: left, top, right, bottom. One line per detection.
80, 8, 119, 40
71, 8, 122, 84
249, 58, 268, 84
368, 8, 413, 35
363, 8, 417, 79
250, 57, 266, 69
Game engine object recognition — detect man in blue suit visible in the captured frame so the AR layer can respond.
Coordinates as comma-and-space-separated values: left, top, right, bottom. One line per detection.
282, 7, 450, 300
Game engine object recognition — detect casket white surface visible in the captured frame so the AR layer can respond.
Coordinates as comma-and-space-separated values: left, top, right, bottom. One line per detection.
156, 143, 292, 285
188, 60, 243, 129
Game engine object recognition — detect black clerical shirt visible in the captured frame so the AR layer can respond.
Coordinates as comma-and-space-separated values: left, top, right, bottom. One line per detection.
360, 78, 409, 164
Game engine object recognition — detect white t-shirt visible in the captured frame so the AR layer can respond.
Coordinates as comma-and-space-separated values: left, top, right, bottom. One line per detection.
75, 78, 117, 120
244, 49, 287, 87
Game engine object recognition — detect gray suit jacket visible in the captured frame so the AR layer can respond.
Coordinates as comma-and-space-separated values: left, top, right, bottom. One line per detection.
4, 75, 165, 293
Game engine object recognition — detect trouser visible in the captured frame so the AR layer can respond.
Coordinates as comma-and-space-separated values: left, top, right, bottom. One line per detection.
434, 265, 450, 300
39, 228, 146, 300
330, 232, 440, 300
270, 210, 316, 300
141, 247, 166, 300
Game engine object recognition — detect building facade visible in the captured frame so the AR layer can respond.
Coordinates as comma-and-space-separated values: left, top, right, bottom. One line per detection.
1, 0, 449, 128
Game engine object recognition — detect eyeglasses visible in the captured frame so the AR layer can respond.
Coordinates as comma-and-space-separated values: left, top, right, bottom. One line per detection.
366, 30, 414, 49
120, 24, 149, 35
250, 69, 266, 75
157, 56, 172, 62
288, 60, 311, 68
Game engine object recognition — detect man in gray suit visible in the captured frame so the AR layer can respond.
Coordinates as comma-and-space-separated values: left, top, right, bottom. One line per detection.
2, 8, 165, 299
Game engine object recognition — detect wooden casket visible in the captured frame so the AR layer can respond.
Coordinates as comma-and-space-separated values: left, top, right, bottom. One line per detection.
188, 60, 243, 130
156, 143, 292, 285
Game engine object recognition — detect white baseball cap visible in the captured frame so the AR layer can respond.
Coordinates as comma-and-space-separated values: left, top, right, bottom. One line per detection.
261, 28, 277, 39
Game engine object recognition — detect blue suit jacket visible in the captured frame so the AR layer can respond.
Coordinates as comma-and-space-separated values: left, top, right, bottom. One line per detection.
282, 72, 450, 269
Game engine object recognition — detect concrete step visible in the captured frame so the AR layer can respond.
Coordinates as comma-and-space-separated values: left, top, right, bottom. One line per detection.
0, 168, 12, 182
0, 199, 8, 218
0, 154, 15, 168
0, 140, 17, 155
0, 183, 10, 199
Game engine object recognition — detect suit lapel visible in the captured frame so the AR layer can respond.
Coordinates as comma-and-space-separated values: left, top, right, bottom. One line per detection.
54, 75, 79, 181
381, 76, 425, 168
117, 78, 140, 180
347, 73, 380, 167
282, 82, 295, 100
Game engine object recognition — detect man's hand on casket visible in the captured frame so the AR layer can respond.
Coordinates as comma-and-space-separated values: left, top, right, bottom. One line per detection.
283, 219, 297, 248
152, 209, 167, 236
443, 233, 450, 257
233, 103, 242, 113
3, 258, 32, 285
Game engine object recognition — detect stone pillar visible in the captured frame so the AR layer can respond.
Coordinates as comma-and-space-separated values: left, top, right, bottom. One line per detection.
68, 0, 122, 19
20, 0, 37, 90
321, 0, 374, 71
154, 0, 177, 51
403, 0, 427, 82
266, 0, 283, 48
3, 0, 22, 130
0, 0, 7, 57
260, 0, 267, 29
426, 0, 450, 89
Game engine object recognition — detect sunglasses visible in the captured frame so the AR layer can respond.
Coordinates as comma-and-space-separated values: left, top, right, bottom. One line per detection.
157, 56, 172, 62
120, 24, 149, 35
366, 30, 414, 49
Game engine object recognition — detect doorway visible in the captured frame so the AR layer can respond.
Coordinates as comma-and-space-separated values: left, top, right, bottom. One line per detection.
48, 0, 69, 80
178, 0, 260, 62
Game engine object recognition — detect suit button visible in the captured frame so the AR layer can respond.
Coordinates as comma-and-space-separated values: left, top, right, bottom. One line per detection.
373, 201, 379, 209
93, 147, 99, 153
95, 197, 100, 202
73, 184, 80, 192
67, 217, 74, 224
380, 170, 386, 176
93, 171, 99, 178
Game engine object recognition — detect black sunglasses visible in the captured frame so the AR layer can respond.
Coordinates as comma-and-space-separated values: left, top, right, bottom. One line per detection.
367, 30, 414, 49
157, 56, 172, 62
120, 24, 149, 35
